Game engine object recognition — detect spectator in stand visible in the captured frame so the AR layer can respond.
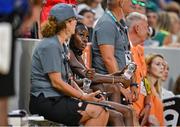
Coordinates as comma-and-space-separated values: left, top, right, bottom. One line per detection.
146, 1, 159, 29
79, 9, 95, 42
77, 0, 104, 20
144, 1, 160, 47
132, 0, 146, 14
165, 1, 180, 16
161, 60, 174, 100
29, 3, 109, 126
167, 12, 180, 47
152, 11, 172, 47
144, 53, 165, 126
152, 11, 180, 47
165, 1, 180, 46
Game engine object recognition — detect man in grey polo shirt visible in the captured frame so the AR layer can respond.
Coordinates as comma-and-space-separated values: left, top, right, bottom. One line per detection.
92, 0, 139, 103
92, 0, 135, 74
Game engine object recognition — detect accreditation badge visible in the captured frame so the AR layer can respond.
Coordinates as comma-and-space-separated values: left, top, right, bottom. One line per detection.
125, 50, 132, 65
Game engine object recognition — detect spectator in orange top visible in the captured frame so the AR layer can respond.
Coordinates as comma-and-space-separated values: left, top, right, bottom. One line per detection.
126, 12, 151, 126
144, 53, 165, 126
126, 12, 149, 85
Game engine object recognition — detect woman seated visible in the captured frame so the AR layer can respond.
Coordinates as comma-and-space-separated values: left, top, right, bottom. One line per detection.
68, 22, 133, 103
67, 22, 137, 126
135, 53, 165, 126
29, 4, 109, 126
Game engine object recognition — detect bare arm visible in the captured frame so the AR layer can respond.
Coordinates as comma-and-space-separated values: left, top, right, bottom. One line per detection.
69, 48, 129, 87
69, 50, 86, 77
70, 79, 84, 94
99, 44, 119, 73
48, 72, 102, 102
139, 94, 151, 126
92, 73, 130, 88
144, 94, 151, 105
49, 72, 83, 98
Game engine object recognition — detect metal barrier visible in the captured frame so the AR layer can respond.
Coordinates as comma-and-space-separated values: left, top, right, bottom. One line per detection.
9, 38, 40, 112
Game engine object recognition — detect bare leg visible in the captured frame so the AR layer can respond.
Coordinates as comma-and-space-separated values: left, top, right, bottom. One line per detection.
79, 104, 109, 126
104, 101, 135, 126
0, 97, 8, 126
104, 84, 121, 102
108, 110, 125, 126
84, 109, 109, 126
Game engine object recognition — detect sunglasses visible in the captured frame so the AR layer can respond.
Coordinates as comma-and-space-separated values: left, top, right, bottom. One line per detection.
131, 0, 146, 7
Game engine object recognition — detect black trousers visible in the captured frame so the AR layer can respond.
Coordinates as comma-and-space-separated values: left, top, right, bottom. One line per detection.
0, 14, 15, 97
29, 93, 88, 126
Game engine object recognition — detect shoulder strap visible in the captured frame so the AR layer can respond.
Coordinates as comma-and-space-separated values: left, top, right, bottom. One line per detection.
62, 44, 73, 83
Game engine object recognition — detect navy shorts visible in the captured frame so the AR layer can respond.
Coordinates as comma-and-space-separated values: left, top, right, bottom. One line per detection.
29, 93, 88, 126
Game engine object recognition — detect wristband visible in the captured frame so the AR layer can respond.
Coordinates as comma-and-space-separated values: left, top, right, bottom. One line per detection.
130, 82, 138, 88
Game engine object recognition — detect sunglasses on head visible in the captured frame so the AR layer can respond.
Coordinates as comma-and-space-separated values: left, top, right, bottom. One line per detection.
131, 0, 146, 7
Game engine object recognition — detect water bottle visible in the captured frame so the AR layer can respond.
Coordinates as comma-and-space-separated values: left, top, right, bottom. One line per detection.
123, 62, 137, 80
83, 78, 92, 93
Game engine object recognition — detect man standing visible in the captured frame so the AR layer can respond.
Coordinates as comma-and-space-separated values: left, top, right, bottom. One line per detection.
126, 12, 151, 125
92, 0, 134, 74
92, 0, 140, 103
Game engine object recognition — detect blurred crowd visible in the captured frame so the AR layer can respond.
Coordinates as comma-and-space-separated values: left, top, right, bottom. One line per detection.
22, 0, 180, 48
0, 0, 180, 126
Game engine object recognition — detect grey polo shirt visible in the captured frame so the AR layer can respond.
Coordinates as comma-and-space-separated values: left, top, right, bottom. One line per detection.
31, 36, 70, 97
92, 12, 129, 74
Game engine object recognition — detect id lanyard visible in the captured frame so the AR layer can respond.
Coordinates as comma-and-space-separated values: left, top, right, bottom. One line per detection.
106, 10, 133, 65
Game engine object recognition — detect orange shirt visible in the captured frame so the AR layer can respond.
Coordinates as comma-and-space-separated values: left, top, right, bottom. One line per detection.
131, 45, 146, 85
149, 94, 164, 126
131, 45, 146, 116
131, 45, 147, 116
131, 45, 164, 126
